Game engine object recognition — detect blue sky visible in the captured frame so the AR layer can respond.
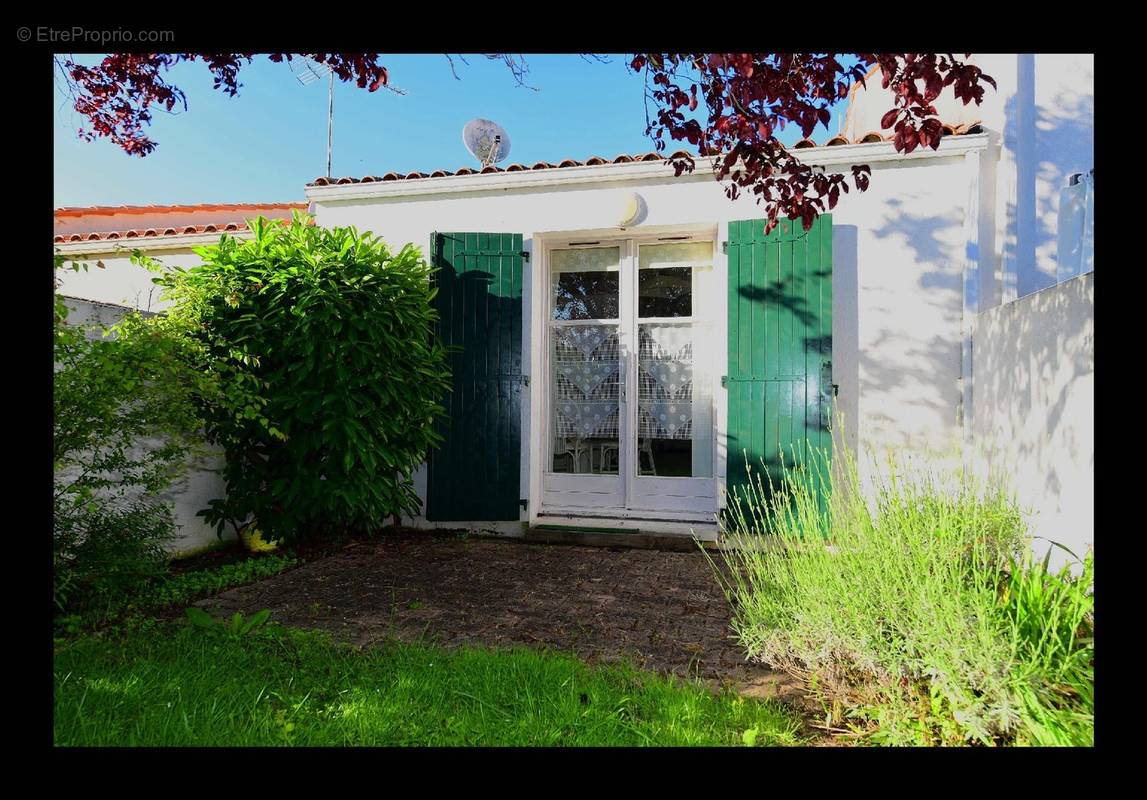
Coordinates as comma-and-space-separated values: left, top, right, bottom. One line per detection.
54, 54, 851, 208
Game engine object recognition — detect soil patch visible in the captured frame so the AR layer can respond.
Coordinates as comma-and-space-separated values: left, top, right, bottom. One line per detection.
196, 533, 821, 725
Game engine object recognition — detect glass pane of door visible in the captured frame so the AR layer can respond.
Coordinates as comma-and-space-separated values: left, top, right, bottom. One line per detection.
636, 243, 712, 478
550, 247, 621, 475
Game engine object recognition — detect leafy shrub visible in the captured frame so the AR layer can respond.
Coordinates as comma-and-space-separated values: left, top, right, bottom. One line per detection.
156, 214, 451, 541
712, 446, 1093, 746
53, 253, 216, 615
185, 607, 275, 639
1001, 549, 1094, 746
65, 553, 302, 629
53, 500, 172, 615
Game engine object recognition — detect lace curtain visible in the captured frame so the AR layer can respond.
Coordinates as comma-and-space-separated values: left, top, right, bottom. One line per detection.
552, 325, 620, 438
637, 323, 694, 439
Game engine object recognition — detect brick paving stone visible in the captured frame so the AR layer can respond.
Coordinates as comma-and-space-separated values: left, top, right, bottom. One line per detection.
197, 534, 803, 697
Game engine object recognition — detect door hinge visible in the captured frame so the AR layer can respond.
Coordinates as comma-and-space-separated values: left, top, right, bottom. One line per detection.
520, 250, 530, 261
519, 498, 528, 510
521, 375, 530, 386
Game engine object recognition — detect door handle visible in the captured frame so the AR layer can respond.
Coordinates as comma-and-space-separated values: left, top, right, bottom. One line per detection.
820, 361, 833, 431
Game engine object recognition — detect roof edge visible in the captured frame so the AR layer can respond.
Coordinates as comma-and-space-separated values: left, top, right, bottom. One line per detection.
54, 202, 307, 218
306, 133, 990, 203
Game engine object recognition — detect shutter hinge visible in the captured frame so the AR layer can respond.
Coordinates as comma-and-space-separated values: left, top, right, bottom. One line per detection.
721, 241, 728, 254
520, 250, 530, 261
521, 375, 530, 386
721, 375, 728, 387
519, 498, 528, 510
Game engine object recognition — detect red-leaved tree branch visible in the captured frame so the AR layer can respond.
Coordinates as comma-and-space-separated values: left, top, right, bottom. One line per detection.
56, 53, 995, 230
631, 53, 996, 231
57, 53, 393, 157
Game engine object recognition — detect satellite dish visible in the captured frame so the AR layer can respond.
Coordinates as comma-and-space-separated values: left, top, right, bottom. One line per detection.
463, 118, 512, 168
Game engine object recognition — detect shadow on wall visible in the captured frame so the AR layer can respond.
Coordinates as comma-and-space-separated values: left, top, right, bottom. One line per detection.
862, 199, 965, 453
972, 273, 1093, 567
832, 225, 859, 462
1003, 57, 1095, 300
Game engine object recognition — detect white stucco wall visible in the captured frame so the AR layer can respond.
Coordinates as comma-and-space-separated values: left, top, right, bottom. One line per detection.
55, 239, 249, 312
57, 298, 233, 555
306, 143, 978, 528
845, 54, 1094, 308
971, 273, 1093, 570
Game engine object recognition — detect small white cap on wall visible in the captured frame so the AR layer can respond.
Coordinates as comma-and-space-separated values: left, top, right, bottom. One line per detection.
617, 191, 643, 227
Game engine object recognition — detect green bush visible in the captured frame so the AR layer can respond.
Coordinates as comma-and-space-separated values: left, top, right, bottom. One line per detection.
109, 553, 302, 623
53, 500, 172, 616
54, 253, 216, 615
1001, 548, 1094, 746
157, 214, 451, 541
712, 446, 1093, 746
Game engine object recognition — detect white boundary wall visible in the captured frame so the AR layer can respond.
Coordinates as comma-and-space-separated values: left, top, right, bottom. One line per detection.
58, 297, 233, 555
971, 273, 1094, 569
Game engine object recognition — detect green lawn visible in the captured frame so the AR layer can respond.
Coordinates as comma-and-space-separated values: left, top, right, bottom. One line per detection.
54, 620, 804, 746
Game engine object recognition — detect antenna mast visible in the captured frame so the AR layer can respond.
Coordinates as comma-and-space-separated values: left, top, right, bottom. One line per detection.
326, 71, 334, 180
291, 57, 336, 179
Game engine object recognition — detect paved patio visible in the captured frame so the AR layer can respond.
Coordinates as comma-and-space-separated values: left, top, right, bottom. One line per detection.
197, 533, 799, 697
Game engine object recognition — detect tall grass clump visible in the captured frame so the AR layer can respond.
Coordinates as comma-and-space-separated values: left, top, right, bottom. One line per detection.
712, 444, 1093, 746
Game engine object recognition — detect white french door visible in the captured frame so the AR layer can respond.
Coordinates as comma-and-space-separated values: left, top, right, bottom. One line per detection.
540, 235, 718, 519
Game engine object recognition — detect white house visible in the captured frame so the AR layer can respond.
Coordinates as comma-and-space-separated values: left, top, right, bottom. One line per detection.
55, 54, 1094, 567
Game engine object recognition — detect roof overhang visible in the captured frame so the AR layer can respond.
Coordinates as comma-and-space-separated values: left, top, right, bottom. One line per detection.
53, 229, 255, 256
305, 134, 990, 204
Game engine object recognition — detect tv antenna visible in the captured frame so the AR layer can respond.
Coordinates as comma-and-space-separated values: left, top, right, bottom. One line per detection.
291, 57, 335, 179
463, 118, 512, 169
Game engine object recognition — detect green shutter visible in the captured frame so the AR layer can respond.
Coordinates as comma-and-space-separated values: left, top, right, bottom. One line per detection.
725, 215, 832, 519
426, 232, 524, 521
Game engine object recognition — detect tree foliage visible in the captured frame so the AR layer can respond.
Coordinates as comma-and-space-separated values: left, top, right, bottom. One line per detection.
631, 53, 995, 232
57, 54, 392, 157
156, 214, 451, 541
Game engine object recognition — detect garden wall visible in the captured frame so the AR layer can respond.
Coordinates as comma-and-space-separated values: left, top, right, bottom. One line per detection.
59, 297, 234, 556
970, 273, 1093, 570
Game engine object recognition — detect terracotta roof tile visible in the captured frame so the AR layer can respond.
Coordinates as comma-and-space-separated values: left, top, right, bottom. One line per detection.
304, 130, 983, 188
54, 202, 306, 217
52, 219, 304, 244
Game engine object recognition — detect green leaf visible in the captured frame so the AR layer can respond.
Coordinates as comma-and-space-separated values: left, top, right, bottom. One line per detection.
184, 607, 216, 630
241, 609, 272, 635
